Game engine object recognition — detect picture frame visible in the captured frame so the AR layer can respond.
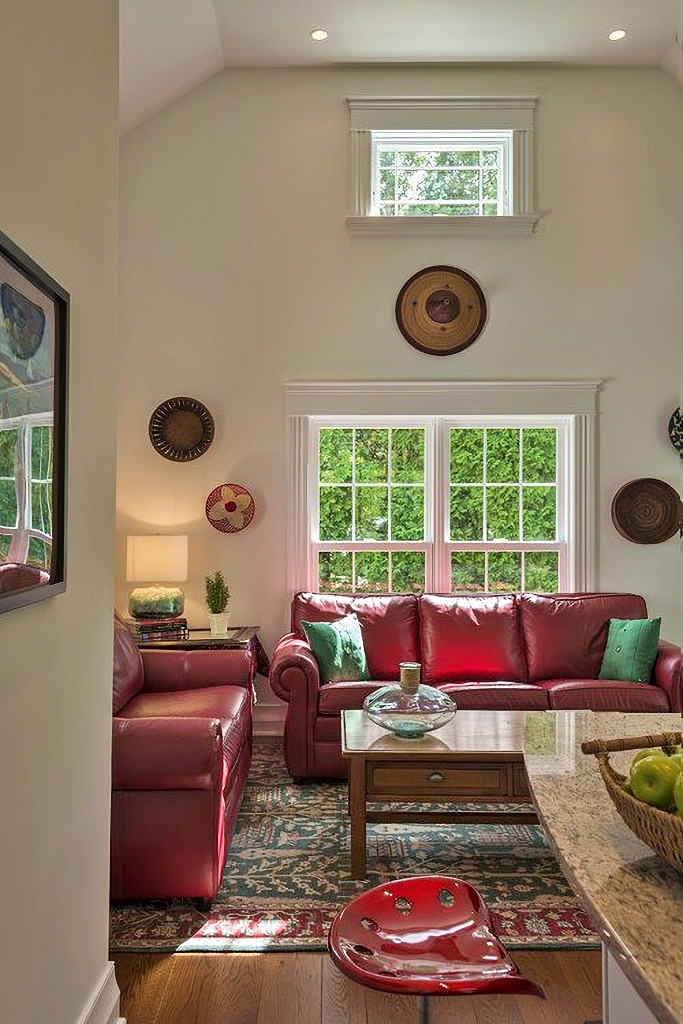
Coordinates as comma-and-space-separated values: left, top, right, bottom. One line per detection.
0, 227, 69, 614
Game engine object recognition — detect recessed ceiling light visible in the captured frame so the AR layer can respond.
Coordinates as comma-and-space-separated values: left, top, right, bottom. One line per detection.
608, 29, 627, 41
310, 28, 328, 41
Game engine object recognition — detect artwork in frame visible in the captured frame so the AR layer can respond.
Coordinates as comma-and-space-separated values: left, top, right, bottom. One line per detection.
0, 228, 69, 614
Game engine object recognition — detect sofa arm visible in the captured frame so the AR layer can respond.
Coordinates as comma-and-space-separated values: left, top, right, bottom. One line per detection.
269, 633, 322, 702
112, 717, 223, 790
652, 640, 683, 712
140, 647, 255, 693
268, 633, 322, 779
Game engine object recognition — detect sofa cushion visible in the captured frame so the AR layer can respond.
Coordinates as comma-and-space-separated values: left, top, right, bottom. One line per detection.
599, 617, 661, 683
113, 615, 145, 713
302, 613, 369, 684
541, 678, 670, 712
318, 680, 388, 715
441, 681, 550, 711
117, 684, 252, 765
420, 594, 527, 685
520, 592, 648, 683
292, 592, 419, 679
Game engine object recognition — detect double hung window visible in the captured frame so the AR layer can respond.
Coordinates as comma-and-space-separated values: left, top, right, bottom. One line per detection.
286, 381, 599, 596
313, 418, 565, 595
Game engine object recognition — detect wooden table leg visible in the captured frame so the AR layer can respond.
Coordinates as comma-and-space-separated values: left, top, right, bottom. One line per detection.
348, 756, 367, 878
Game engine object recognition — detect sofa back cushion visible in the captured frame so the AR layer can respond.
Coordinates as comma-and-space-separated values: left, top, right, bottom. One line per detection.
113, 615, 145, 713
291, 592, 419, 680
520, 592, 648, 682
420, 594, 527, 685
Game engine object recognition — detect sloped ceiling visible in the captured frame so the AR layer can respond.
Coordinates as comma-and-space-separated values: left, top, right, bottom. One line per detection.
120, 0, 682, 134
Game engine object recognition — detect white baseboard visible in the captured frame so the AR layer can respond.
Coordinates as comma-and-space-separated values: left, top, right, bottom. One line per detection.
78, 961, 124, 1024
254, 702, 285, 736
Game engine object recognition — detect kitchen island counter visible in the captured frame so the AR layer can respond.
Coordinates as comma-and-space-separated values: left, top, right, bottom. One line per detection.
524, 710, 683, 1024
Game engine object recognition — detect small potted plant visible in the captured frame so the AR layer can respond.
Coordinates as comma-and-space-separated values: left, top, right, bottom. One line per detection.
205, 570, 230, 636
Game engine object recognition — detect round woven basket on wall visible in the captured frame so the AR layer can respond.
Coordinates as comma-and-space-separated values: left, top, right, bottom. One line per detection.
610, 477, 682, 544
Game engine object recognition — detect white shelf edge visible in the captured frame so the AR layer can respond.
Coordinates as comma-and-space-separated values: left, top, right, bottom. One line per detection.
346, 213, 545, 238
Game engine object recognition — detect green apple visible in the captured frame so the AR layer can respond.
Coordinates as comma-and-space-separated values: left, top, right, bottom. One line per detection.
674, 772, 683, 816
629, 755, 681, 810
630, 748, 670, 770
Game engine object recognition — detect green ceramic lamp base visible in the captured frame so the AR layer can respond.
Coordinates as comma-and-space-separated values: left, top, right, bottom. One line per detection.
128, 586, 185, 619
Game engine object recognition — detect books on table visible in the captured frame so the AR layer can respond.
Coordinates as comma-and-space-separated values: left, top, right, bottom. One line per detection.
125, 616, 189, 642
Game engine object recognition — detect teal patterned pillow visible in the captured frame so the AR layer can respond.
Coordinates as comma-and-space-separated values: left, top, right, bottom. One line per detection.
598, 617, 661, 683
302, 613, 369, 684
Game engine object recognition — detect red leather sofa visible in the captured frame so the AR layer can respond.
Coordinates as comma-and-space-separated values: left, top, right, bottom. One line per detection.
110, 616, 255, 907
269, 591, 683, 780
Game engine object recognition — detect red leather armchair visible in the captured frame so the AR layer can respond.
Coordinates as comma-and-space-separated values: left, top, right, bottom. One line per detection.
110, 616, 255, 907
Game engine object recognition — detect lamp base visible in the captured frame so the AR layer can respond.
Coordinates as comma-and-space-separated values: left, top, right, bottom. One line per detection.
128, 586, 185, 619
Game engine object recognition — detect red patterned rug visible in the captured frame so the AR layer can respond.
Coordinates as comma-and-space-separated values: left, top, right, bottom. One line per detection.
109, 741, 599, 953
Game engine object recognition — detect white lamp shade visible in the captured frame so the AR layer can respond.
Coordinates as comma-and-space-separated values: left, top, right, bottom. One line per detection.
126, 535, 188, 583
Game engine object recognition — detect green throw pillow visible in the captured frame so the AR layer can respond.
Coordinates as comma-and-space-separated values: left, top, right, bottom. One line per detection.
598, 617, 661, 683
302, 613, 370, 685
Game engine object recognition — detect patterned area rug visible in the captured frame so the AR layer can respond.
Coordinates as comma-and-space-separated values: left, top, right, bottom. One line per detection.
109, 740, 599, 953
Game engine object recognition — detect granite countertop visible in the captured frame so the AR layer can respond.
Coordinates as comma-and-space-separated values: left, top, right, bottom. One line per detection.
524, 710, 683, 1024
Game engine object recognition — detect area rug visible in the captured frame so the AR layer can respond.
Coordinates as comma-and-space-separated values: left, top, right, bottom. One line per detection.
109, 740, 599, 953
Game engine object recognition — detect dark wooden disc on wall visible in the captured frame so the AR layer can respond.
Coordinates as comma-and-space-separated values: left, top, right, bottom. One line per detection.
148, 396, 215, 462
611, 477, 682, 544
395, 265, 487, 356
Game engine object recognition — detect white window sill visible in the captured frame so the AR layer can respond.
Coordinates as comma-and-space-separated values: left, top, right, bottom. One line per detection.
346, 213, 544, 238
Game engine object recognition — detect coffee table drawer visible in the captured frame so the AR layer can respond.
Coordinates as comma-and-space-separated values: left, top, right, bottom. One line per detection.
368, 761, 511, 799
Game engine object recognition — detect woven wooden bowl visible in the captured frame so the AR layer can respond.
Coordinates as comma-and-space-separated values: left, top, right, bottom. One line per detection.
582, 731, 683, 875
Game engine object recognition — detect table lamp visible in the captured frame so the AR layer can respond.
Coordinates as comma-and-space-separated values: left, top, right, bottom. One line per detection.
126, 534, 188, 619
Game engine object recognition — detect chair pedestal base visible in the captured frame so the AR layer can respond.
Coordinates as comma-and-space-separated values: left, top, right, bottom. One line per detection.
417, 995, 430, 1024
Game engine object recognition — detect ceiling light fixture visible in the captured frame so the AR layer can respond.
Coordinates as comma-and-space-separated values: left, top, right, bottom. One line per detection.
607, 29, 627, 41
310, 28, 328, 41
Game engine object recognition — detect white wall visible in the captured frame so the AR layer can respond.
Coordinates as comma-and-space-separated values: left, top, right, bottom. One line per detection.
0, 2, 119, 1021
118, 66, 683, 720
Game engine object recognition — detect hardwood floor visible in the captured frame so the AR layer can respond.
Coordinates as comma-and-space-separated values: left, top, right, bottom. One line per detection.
114, 949, 602, 1023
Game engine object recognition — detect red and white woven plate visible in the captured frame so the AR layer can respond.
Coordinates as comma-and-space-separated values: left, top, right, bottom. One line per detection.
205, 483, 255, 533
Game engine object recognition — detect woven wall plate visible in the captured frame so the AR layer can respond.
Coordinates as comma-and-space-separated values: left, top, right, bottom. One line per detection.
395, 265, 487, 356
611, 477, 682, 544
668, 407, 683, 458
205, 483, 255, 534
149, 396, 215, 462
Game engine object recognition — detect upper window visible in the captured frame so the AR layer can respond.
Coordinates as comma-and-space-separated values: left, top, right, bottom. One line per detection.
373, 132, 511, 217
347, 96, 540, 237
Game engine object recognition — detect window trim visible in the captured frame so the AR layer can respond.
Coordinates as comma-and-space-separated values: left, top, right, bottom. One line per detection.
347, 95, 542, 237
286, 380, 601, 597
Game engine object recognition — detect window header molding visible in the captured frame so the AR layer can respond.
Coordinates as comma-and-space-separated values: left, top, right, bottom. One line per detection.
285, 380, 602, 417
347, 95, 539, 132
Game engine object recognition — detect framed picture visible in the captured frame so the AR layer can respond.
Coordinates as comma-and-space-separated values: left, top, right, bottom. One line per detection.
0, 228, 69, 614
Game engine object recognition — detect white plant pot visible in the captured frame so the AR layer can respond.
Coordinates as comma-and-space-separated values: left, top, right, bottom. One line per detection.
208, 611, 230, 637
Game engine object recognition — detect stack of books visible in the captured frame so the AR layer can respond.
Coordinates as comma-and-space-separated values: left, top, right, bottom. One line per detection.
125, 616, 189, 642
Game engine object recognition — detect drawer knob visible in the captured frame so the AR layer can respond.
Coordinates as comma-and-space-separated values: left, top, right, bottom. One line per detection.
427, 771, 445, 783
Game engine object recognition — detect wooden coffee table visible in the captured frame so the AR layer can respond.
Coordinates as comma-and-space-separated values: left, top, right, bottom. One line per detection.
341, 709, 538, 878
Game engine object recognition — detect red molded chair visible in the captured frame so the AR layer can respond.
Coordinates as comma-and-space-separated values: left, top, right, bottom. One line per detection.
328, 875, 545, 1023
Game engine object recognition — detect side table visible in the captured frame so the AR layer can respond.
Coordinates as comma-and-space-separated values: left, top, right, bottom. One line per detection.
132, 626, 271, 675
